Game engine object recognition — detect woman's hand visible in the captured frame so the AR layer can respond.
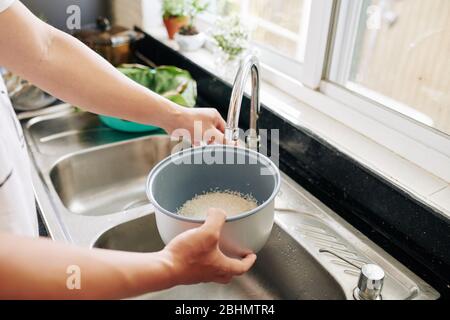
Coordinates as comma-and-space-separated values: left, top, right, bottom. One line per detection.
168, 107, 227, 145
161, 208, 257, 285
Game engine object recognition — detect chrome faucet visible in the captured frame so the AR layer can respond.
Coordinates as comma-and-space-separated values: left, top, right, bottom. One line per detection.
225, 55, 261, 151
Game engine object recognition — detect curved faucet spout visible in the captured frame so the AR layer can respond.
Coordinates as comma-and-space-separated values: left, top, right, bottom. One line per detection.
225, 55, 261, 151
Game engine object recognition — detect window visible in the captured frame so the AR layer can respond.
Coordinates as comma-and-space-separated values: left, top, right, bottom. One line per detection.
328, 0, 450, 136
191, 0, 449, 179
204, 0, 326, 82
208, 0, 311, 63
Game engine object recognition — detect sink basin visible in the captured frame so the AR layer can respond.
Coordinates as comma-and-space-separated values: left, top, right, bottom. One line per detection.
94, 213, 346, 300
27, 110, 155, 156
50, 136, 186, 216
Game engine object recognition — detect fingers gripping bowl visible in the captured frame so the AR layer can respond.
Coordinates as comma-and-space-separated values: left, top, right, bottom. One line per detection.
146, 145, 281, 256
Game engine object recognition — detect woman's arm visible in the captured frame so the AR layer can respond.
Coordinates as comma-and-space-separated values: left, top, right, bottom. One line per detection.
0, 210, 256, 299
0, 233, 175, 299
0, 1, 225, 141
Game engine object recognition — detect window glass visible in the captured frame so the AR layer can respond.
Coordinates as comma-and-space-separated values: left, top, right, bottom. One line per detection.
340, 0, 450, 135
209, 0, 310, 62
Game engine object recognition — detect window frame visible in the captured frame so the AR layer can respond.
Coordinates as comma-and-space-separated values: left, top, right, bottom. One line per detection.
319, 81, 450, 180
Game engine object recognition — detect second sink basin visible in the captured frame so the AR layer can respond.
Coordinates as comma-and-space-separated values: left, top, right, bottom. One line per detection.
27, 110, 153, 156
94, 213, 346, 300
50, 135, 186, 216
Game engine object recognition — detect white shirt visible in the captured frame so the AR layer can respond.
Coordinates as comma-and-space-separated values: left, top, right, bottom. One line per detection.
0, 0, 38, 236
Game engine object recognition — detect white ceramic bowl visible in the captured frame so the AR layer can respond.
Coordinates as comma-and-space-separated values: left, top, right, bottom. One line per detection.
146, 145, 281, 256
175, 32, 206, 52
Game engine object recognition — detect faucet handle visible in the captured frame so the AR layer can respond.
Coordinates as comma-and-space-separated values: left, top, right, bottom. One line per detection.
354, 264, 385, 300
319, 249, 384, 300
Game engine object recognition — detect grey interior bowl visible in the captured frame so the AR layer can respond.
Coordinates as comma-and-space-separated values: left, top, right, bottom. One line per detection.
146, 145, 281, 254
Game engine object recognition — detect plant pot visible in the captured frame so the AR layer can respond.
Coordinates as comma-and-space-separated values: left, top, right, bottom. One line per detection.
175, 32, 206, 51
163, 16, 189, 40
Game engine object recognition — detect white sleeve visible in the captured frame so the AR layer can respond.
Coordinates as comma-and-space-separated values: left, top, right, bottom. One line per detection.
0, 0, 15, 13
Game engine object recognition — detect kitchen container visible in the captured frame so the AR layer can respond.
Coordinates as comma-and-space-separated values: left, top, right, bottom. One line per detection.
175, 32, 206, 51
163, 16, 189, 40
98, 116, 161, 133
146, 145, 281, 256
3, 71, 56, 111
73, 17, 143, 66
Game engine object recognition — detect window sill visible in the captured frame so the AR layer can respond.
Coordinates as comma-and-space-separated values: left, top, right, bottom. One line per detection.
143, 26, 450, 219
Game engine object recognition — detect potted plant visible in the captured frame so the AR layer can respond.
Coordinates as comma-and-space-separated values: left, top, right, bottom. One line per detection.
175, 0, 209, 51
210, 15, 250, 79
162, 0, 190, 40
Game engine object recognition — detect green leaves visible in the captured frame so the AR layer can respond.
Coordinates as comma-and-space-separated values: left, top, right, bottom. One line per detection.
154, 66, 197, 107
189, 0, 209, 18
162, 0, 189, 19
117, 64, 197, 108
162, 0, 209, 21
211, 15, 250, 60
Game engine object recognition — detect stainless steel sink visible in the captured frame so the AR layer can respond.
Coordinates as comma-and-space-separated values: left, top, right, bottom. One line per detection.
21, 104, 440, 300
26, 107, 152, 157
94, 213, 346, 300
49, 135, 184, 216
